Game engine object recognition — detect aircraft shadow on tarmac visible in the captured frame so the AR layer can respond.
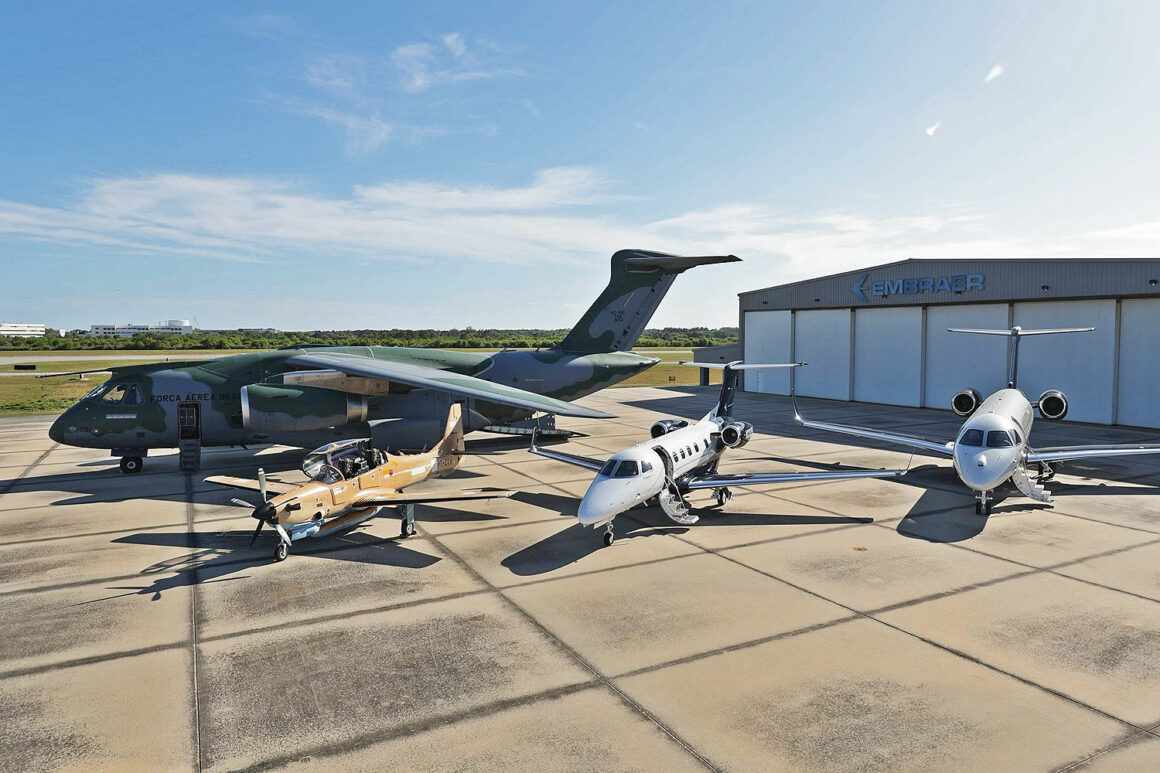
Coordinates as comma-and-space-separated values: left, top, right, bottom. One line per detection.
95, 527, 444, 602
500, 499, 872, 577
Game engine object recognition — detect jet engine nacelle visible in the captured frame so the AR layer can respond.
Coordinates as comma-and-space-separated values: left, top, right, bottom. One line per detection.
650, 419, 689, 438
241, 384, 367, 433
720, 421, 754, 448
1037, 389, 1069, 421
951, 388, 982, 417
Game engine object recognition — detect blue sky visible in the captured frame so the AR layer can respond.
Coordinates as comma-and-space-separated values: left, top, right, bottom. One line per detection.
2, 1, 1158, 330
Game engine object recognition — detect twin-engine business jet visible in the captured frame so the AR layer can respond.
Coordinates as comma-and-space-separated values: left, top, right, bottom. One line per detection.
796, 326, 1160, 515
208, 405, 511, 561
532, 362, 907, 545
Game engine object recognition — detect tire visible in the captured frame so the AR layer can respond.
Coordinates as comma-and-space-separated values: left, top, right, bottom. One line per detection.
273, 541, 289, 562
602, 530, 615, 547
120, 456, 143, 474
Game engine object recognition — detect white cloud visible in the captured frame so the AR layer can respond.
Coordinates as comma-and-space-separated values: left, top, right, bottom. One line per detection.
2, 169, 1155, 285
390, 35, 522, 93
984, 64, 1005, 83
925, 121, 942, 136
292, 106, 394, 153
442, 32, 467, 58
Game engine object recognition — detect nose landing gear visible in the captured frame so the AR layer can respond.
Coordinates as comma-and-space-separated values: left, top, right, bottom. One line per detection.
713, 487, 734, 508
602, 522, 615, 547
975, 490, 992, 516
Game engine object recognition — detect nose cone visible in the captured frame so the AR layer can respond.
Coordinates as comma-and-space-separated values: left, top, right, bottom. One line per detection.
48, 414, 66, 443
578, 479, 633, 526
954, 448, 1015, 492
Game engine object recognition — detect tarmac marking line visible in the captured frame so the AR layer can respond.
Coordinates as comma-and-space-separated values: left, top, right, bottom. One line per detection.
1053, 728, 1160, 772
616, 510, 1151, 738
0, 444, 57, 496
412, 500, 725, 772
185, 474, 205, 773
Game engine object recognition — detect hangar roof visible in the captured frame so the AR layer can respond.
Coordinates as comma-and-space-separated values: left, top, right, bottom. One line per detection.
739, 257, 1160, 312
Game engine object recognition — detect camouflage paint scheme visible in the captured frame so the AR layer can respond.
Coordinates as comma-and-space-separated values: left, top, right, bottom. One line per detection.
207, 404, 512, 559
49, 249, 739, 457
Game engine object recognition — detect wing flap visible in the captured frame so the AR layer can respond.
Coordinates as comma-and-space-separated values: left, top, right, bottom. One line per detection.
286, 352, 610, 419
686, 468, 907, 490
1026, 444, 1160, 464
355, 487, 514, 506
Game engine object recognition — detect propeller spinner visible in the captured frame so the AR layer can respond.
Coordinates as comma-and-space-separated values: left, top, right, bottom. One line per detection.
230, 468, 276, 547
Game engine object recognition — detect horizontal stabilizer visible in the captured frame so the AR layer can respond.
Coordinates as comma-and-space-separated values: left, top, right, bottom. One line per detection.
948, 326, 1094, 337
685, 361, 806, 370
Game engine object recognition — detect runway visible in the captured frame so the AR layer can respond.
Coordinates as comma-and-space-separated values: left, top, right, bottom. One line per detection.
3, 386, 1160, 771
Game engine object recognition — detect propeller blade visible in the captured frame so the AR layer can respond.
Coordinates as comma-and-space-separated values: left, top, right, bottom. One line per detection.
258, 468, 268, 502
230, 498, 255, 509
249, 520, 264, 547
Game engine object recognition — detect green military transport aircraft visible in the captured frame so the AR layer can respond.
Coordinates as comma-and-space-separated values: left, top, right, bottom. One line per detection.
47, 250, 739, 472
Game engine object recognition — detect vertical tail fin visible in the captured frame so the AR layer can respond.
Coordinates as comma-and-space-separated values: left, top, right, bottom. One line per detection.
431, 403, 465, 478
557, 250, 740, 354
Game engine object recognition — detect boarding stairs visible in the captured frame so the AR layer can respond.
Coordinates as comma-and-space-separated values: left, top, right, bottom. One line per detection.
178, 439, 201, 472
1011, 465, 1053, 504
659, 478, 699, 525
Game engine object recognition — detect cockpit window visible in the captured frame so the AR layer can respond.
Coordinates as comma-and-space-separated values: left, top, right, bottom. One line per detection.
612, 460, 640, 477
599, 459, 618, 476
83, 383, 111, 400
986, 430, 1014, 448
959, 429, 984, 446
99, 384, 143, 405
641, 461, 653, 473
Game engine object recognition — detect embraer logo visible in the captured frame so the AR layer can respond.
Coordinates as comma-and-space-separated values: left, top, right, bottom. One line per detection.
851, 272, 984, 302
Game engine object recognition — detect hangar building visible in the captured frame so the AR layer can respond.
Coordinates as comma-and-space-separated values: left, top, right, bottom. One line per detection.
739, 258, 1160, 428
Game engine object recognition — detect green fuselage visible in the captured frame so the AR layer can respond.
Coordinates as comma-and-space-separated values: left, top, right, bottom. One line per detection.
48, 346, 657, 453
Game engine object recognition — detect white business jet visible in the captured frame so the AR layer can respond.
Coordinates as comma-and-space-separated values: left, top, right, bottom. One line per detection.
531, 361, 908, 546
796, 326, 1160, 515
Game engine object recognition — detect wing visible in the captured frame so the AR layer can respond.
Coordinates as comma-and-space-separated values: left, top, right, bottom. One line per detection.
355, 487, 514, 506
685, 467, 907, 490
1026, 444, 1160, 464
528, 428, 606, 471
204, 475, 298, 495
794, 398, 954, 457
286, 352, 610, 419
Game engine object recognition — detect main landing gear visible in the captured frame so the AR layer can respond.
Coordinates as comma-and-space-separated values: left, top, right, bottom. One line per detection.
1036, 462, 1056, 484
975, 490, 993, 516
602, 522, 615, 547
119, 456, 143, 474
713, 487, 734, 508
399, 504, 417, 538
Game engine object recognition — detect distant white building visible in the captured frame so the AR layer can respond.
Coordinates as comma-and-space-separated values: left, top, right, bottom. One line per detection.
0, 322, 47, 338
89, 320, 196, 337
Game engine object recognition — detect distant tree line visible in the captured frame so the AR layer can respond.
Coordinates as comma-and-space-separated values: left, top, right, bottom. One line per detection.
0, 327, 739, 351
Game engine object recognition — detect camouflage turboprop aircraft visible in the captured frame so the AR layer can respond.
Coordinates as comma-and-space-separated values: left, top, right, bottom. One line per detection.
207, 404, 512, 561
48, 249, 739, 473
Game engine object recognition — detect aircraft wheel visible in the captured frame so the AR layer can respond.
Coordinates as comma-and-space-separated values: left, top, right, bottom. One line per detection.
273, 541, 289, 562
602, 528, 615, 547
975, 501, 982, 515
120, 456, 143, 474
400, 520, 416, 538
984, 500, 993, 517
714, 488, 733, 507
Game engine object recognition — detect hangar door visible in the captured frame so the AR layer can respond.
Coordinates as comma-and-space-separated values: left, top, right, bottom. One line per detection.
794, 309, 851, 400
1014, 300, 1116, 424
923, 304, 1009, 410
742, 311, 792, 394
1117, 299, 1160, 428
853, 308, 921, 406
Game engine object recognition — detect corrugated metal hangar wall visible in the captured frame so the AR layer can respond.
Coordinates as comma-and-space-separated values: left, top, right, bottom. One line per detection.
740, 259, 1160, 428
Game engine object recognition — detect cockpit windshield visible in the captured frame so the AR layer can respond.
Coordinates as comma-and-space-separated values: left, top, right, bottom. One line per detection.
86, 383, 143, 405
985, 430, 1014, 448
959, 429, 984, 447
612, 460, 640, 478
599, 459, 618, 476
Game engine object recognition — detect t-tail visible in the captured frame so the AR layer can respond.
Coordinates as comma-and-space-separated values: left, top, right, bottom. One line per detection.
556, 250, 740, 354
948, 325, 1094, 389
687, 361, 806, 421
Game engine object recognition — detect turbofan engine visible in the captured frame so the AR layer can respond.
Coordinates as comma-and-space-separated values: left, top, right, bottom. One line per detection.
241, 384, 368, 433
951, 388, 982, 417
720, 421, 754, 448
650, 419, 689, 438
1037, 389, 1069, 421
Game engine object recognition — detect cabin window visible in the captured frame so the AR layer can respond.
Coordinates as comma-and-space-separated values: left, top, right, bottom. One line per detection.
613, 460, 640, 477
641, 461, 653, 473
959, 429, 984, 447
985, 430, 1014, 448
599, 459, 618, 476
693, 442, 699, 452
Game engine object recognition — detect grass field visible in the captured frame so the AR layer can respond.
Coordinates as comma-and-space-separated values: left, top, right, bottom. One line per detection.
0, 348, 714, 415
